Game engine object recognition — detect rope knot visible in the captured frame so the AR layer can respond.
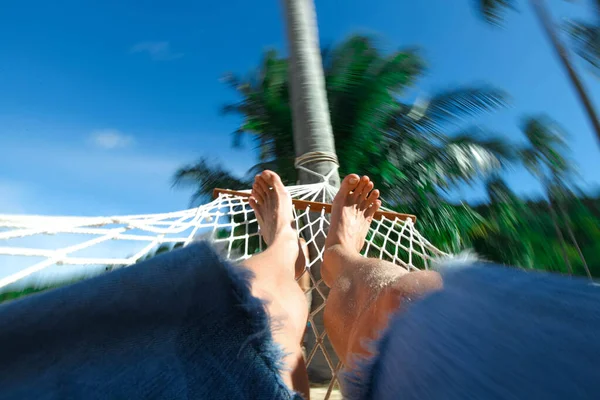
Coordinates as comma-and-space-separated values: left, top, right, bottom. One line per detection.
294, 151, 339, 182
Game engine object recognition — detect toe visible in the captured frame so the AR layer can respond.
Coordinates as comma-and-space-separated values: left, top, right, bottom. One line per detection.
338, 174, 360, 196
367, 188, 380, 203
363, 189, 380, 210
262, 170, 286, 193
352, 176, 370, 201
333, 174, 360, 206
252, 182, 265, 204
256, 174, 270, 191
249, 196, 263, 218
359, 181, 374, 203
256, 175, 271, 199
249, 195, 259, 210
365, 199, 382, 219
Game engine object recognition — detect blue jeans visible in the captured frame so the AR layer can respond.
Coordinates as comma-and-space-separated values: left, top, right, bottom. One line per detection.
2, 243, 599, 399
0, 242, 300, 400
343, 263, 600, 399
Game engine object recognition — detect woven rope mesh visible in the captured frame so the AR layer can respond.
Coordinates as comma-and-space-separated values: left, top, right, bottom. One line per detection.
0, 181, 447, 399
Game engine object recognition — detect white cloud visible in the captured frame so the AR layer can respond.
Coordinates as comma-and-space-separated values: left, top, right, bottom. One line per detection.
130, 41, 183, 61
90, 129, 134, 149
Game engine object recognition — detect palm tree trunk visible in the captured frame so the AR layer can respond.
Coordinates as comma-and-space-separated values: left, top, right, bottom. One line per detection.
282, 0, 341, 382
556, 194, 592, 279
544, 184, 573, 275
282, 0, 341, 187
530, 0, 600, 147
548, 200, 572, 274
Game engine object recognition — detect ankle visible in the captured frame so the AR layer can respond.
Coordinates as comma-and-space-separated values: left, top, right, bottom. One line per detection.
269, 233, 299, 268
322, 244, 359, 287
271, 231, 298, 252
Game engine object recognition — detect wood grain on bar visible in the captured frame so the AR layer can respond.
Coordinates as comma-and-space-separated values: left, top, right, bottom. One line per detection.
213, 188, 417, 223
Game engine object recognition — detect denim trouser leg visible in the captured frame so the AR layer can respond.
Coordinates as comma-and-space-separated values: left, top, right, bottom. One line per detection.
0, 242, 300, 400
343, 263, 600, 400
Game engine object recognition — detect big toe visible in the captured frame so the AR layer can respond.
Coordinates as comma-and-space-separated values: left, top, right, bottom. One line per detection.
337, 174, 360, 198
262, 170, 286, 193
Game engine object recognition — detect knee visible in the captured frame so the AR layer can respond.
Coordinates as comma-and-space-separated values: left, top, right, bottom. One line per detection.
387, 270, 443, 310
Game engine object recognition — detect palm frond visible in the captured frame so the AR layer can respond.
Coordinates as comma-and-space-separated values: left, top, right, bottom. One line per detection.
477, 0, 516, 26
521, 115, 572, 178
172, 159, 251, 206
404, 86, 509, 135
519, 147, 543, 178
192, 35, 515, 212
375, 48, 426, 92
408, 201, 490, 253
522, 116, 568, 149
418, 133, 514, 181
565, 20, 600, 75
485, 174, 518, 204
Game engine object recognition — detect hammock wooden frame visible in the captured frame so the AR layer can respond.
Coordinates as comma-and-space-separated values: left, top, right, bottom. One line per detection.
213, 188, 417, 223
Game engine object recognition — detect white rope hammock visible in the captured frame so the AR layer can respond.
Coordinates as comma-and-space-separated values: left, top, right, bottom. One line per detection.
0, 170, 448, 399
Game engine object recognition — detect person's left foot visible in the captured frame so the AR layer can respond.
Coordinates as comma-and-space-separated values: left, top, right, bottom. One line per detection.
245, 172, 309, 397
249, 170, 298, 259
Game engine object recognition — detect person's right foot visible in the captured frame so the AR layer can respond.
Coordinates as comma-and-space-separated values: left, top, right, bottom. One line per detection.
321, 174, 381, 288
325, 174, 381, 254
322, 175, 442, 367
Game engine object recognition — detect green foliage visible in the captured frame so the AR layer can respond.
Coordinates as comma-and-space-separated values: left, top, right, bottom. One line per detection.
171, 34, 600, 280
473, 193, 600, 277
409, 201, 490, 255
467, 116, 600, 278
0, 278, 86, 305
176, 35, 512, 204
477, 0, 517, 26
173, 159, 252, 206
565, 20, 600, 76
0, 286, 52, 304
520, 115, 572, 179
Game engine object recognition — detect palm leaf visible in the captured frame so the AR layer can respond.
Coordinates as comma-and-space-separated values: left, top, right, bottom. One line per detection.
401, 86, 509, 137
476, 0, 517, 25
521, 115, 572, 178
565, 20, 600, 75
397, 132, 515, 189
408, 200, 490, 254
173, 159, 251, 205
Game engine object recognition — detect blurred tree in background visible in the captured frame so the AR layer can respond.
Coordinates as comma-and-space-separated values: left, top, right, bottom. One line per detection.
175, 34, 600, 278
474, 0, 600, 146
175, 35, 513, 202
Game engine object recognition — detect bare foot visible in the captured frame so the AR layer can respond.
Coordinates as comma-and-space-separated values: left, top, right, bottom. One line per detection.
326, 174, 381, 253
249, 170, 298, 256
321, 175, 441, 366
245, 171, 310, 397
321, 174, 381, 288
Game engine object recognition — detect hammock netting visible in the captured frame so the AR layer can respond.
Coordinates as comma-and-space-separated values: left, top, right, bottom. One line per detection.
0, 179, 448, 399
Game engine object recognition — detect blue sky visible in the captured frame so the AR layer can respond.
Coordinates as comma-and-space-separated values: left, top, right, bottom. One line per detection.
1, 0, 599, 220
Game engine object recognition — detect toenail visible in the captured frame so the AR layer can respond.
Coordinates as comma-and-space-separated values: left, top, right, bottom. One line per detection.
349, 177, 359, 184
